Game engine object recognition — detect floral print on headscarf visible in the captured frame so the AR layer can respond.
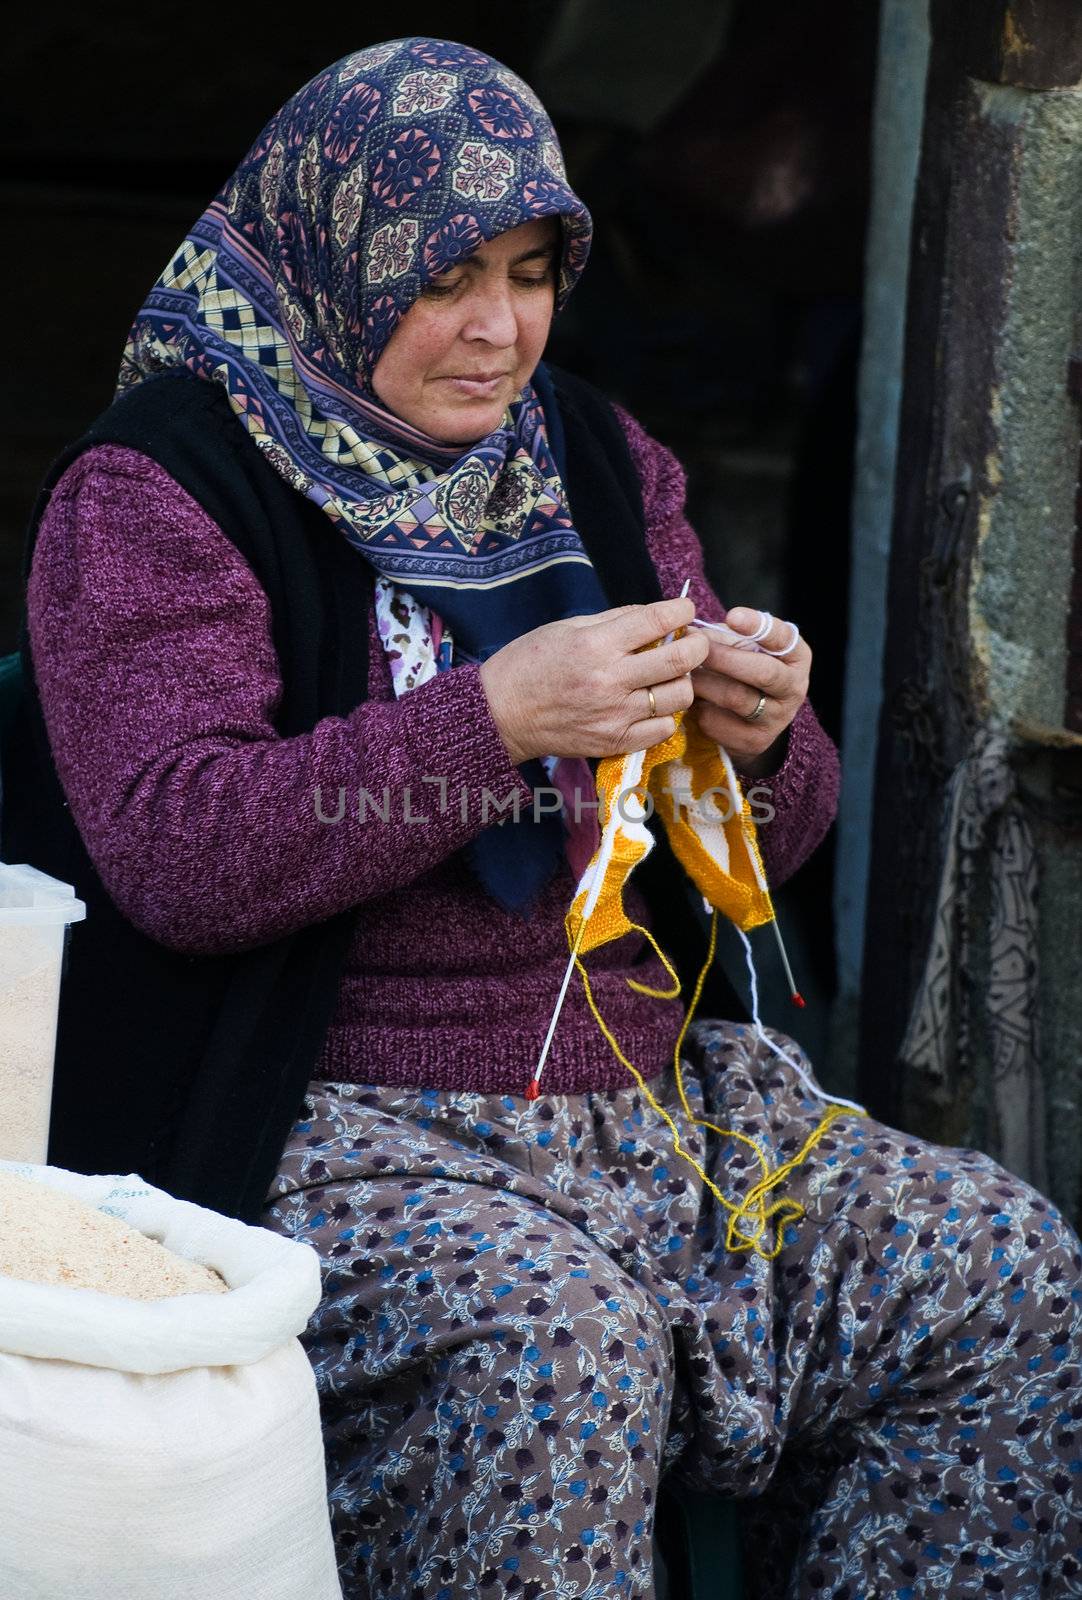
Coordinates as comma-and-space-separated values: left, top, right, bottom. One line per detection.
120, 35, 605, 666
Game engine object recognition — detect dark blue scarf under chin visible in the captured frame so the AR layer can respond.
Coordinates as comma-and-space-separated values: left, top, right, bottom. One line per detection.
459, 361, 604, 916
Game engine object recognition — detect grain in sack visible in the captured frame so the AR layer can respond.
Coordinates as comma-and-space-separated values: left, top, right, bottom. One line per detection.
0, 1160, 343, 1600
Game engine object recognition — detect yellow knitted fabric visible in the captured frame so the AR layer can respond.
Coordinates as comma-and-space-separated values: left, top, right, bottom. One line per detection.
566, 701, 772, 959
557, 685, 862, 1261
653, 714, 774, 931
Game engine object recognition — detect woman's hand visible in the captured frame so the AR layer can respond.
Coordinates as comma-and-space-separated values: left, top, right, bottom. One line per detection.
479, 597, 708, 765
687, 608, 811, 774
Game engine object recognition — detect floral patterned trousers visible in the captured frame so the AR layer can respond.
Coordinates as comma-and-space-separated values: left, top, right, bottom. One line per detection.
261, 1021, 1082, 1599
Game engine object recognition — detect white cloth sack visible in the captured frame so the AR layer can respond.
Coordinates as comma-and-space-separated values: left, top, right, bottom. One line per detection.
0, 1160, 343, 1600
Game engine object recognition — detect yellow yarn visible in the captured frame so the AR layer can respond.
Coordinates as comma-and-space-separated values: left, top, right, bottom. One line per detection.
575, 908, 864, 1261
556, 637, 865, 1258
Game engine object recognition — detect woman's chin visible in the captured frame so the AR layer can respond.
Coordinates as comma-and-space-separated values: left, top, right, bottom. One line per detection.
429, 398, 510, 445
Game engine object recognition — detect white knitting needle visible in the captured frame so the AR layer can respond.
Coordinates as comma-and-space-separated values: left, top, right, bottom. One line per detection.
527, 916, 587, 1100
527, 579, 693, 1100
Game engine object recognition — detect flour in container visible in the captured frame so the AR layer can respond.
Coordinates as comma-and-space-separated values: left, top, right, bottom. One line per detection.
0, 1170, 229, 1299
0, 930, 62, 1164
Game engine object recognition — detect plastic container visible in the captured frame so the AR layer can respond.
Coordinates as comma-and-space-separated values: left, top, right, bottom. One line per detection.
0, 864, 86, 1164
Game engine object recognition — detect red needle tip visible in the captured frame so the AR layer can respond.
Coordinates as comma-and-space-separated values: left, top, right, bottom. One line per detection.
526, 1079, 541, 1102
791, 992, 806, 1009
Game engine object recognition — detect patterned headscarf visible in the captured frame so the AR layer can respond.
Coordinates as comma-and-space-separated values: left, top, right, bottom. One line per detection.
121, 37, 607, 911
120, 36, 606, 662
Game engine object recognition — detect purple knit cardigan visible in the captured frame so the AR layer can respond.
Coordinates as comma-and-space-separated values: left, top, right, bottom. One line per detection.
27, 403, 839, 1096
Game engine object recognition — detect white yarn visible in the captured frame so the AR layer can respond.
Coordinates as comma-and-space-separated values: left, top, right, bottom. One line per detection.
733, 925, 865, 1115
759, 620, 801, 659
692, 612, 801, 659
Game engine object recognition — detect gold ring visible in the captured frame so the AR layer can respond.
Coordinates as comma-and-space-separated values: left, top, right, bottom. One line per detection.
647, 685, 658, 718
742, 692, 768, 724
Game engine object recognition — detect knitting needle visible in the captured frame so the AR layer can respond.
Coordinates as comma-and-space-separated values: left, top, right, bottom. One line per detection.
526, 579, 694, 1101
770, 918, 805, 1008
527, 917, 586, 1101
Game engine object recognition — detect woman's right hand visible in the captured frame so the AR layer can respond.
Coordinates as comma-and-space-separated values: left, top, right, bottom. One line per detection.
479, 596, 708, 765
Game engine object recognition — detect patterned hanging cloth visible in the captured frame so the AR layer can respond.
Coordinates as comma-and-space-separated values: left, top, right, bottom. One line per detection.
899, 730, 1047, 1191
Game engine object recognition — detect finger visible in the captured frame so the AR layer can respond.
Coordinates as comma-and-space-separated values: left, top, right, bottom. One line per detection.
696, 633, 811, 685
594, 596, 696, 651
692, 649, 795, 698
626, 676, 695, 724
692, 669, 779, 721
563, 604, 641, 629
758, 617, 803, 658
694, 692, 801, 769
622, 630, 708, 690
722, 607, 809, 661
690, 698, 786, 754
621, 714, 679, 752
716, 607, 773, 646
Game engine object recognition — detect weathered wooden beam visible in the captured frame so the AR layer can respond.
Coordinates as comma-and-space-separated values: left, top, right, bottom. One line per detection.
857, 13, 966, 1131
1068, 354, 1082, 735
939, 0, 1082, 89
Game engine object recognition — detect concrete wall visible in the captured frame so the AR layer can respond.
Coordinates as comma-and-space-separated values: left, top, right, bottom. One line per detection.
966, 78, 1082, 1214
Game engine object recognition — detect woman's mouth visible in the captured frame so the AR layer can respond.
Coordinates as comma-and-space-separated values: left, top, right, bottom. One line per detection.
440, 374, 508, 398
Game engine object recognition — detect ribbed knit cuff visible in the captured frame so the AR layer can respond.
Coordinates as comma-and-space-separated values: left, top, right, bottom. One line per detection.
737, 699, 839, 886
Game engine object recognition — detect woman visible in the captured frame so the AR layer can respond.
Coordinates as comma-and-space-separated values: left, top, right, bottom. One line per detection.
10, 38, 1081, 1600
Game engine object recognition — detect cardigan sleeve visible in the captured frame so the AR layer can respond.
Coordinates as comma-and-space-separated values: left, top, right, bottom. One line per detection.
27, 444, 534, 956
613, 403, 840, 888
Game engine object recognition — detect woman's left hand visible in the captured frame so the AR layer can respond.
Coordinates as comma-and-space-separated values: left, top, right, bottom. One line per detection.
686, 607, 811, 774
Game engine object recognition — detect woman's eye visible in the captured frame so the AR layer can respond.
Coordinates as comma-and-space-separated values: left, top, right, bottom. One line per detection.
420, 269, 553, 300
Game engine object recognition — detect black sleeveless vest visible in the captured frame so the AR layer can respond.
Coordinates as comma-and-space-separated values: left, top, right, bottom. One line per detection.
2, 366, 742, 1222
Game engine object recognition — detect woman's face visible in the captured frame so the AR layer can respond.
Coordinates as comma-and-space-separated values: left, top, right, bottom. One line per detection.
370, 217, 560, 444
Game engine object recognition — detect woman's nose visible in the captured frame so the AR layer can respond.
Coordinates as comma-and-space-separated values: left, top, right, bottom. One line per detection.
461, 281, 518, 347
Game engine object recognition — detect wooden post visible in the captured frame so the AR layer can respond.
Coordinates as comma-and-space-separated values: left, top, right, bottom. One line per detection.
942, 0, 1082, 91
1067, 353, 1082, 735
